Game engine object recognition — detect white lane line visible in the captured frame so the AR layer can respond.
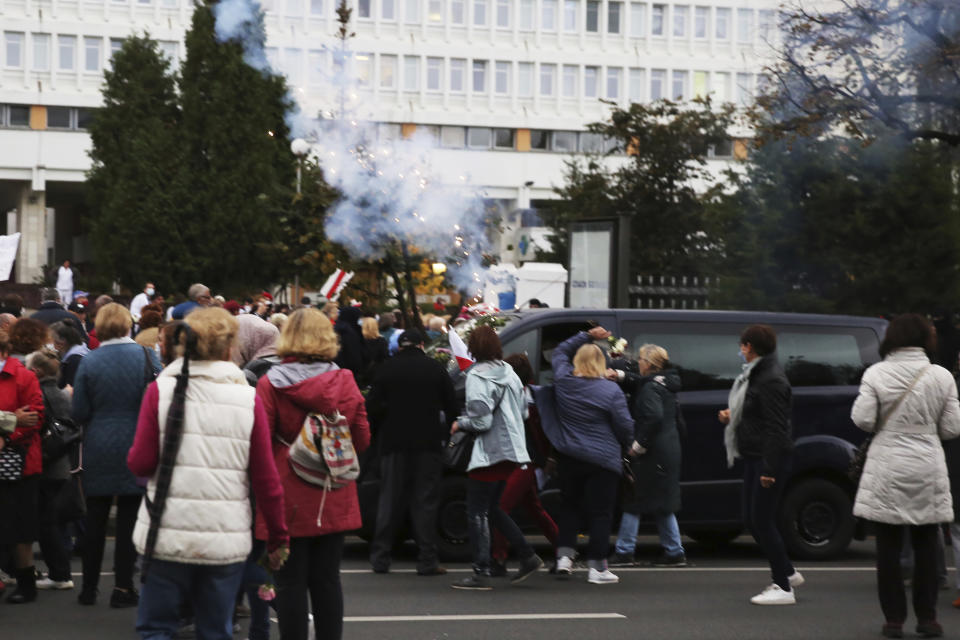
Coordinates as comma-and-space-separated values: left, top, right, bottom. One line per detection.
341, 566, 882, 574
270, 614, 626, 623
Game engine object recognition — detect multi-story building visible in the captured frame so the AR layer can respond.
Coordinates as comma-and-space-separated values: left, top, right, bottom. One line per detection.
0, 0, 778, 284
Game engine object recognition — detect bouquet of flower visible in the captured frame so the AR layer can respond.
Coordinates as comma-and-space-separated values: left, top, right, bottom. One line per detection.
256, 545, 291, 602
607, 335, 629, 358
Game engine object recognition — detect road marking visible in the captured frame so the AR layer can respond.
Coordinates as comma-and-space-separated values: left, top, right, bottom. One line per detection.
341, 566, 884, 574
270, 613, 626, 623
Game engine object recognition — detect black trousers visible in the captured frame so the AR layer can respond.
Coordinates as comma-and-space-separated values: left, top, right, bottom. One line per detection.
465, 477, 532, 575
875, 522, 939, 624
38, 479, 71, 582
742, 457, 794, 590
369, 450, 442, 572
82, 494, 141, 591
275, 534, 345, 640
555, 453, 620, 564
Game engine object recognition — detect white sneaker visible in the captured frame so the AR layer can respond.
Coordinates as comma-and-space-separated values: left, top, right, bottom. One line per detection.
36, 577, 74, 590
0, 570, 15, 585
788, 570, 804, 588
750, 583, 796, 605
555, 556, 574, 576
587, 568, 619, 584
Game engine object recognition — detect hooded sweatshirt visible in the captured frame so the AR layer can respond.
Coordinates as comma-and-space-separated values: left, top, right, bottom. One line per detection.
255, 360, 370, 539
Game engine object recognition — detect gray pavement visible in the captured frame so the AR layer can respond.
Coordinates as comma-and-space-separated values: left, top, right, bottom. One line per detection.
6, 535, 960, 639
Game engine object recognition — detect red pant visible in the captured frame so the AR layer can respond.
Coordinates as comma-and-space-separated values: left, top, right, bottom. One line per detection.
491, 466, 558, 561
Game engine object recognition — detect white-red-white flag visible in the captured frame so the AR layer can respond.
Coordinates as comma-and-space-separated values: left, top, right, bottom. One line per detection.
319, 269, 354, 301
448, 329, 474, 371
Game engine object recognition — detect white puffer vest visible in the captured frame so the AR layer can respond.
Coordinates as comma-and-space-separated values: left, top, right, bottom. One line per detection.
132, 359, 256, 565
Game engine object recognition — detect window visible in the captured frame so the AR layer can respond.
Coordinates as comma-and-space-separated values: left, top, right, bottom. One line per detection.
495, 60, 510, 93
673, 5, 687, 37
737, 8, 752, 42
357, 0, 371, 17
110, 38, 123, 61
579, 132, 604, 152
530, 129, 548, 149
382, 0, 396, 19
622, 322, 742, 391
286, 0, 303, 15
159, 41, 178, 65
441, 125, 466, 147
650, 68, 665, 99
405, 0, 420, 22
551, 130, 577, 152
7, 105, 30, 126
494, 128, 514, 148
266, 47, 279, 69
427, 56, 442, 90
629, 67, 643, 100
284, 48, 302, 86
355, 52, 372, 86
607, 1, 621, 33
606, 67, 621, 99
450, 58, 466, 92
420, 125, 441, 145
672, 70, 687, 99
309, 50, 325, 85
542, 0, 557, 30
585, 0, 599, 31
468, 127, 491, 148
472, 59, 487, 92
736, 72, 752, 106
562, 64, 577, 97
58, 35, 76, 71
713, 71, 729, 102
518, 62, 533, 97
693, 70, 707, 98
777, 327, 873, 387
496, 0, 510, 26
540, 63, 556, 96
32, 33, 50, 71
83, 36, 100, 72
584, 65, 598, 97
5, 32, 24, 68
47, 106, 72, 128
651, 4, 664, 35
428, 0, 442, 22
161, 0, 177, 7
403, 55, 419, 90
311, 0, 323, 15
519, 0, 534, 30
473, 0, 487, 25
758, 9, 775, 41
380, 54, 397, 89
563, 0, 577, 30
709, 138, 733, 157
451, 0, 465, 23
76, 108, 94, 129
694, 5, 707, 38
715, 7, 729, 39
629, 3, 644, 36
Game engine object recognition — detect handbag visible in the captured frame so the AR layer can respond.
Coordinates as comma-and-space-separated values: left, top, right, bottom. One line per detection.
0, 444, 25, 481
41, 416, 82, 464
442, 430, 476, 472
57, 445, 86, 523
848, 365, 930, 485
619, 456, 637, 500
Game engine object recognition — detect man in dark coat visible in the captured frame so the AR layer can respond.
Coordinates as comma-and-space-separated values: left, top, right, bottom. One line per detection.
31, 288, 88, 342
334, 305, 369, 382
365, 328, 458, 575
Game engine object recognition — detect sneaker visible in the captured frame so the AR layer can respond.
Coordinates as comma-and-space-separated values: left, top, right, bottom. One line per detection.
77, 587, 98, 606
490, 560, 508, 578
750, 583, 796, 605
450, 575, 492, 591
36, 577, 74, 590
510, 554, 543, 584
916, 620, 943, 638
587, 568, 619, 584
607, 553, 637, 567
788, 570, 805, 588
0, 570, 15, 586
109, 587, 139, 608
881, 623, 904, 639
652, 553, 687, 567
555, 556, 574, 577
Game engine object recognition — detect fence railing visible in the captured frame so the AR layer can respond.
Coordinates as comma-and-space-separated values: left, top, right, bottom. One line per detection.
628, 275, 717, 309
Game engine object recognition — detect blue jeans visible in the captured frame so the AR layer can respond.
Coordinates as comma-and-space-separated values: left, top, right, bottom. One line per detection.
614, 512, 684, 557
136, 559, 245, 640
242, 540, 270, 640
466, 478, 532, 575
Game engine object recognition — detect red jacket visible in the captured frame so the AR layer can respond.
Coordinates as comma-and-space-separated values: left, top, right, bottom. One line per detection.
255, 364, 370, 539
0, 358, 45, 476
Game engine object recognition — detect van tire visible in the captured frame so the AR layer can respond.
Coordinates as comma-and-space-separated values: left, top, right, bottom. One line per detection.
779, 477, 855, 560
437, 475, 471, 561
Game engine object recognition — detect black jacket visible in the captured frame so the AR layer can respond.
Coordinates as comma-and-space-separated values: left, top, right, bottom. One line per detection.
334, 307, 369, 381
365, 347, 458, 454
31, 302, 87, 340
735, 355, 794, 477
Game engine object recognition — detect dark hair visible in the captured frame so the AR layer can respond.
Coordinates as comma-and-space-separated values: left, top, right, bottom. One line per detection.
504, 353, 534, 385
160, 320, 187, 366
8, 318, 50, 355
50, 320, 83, 347
739, 324, 777, 357
1, 293, 23, 317
468, 325, 503, 362
880, 313, 936, 358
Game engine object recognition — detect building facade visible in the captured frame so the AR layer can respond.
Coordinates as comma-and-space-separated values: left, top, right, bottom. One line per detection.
0, 0, 778, 284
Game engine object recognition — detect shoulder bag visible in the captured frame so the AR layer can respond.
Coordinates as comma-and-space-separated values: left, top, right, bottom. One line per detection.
442, 383, 507, 472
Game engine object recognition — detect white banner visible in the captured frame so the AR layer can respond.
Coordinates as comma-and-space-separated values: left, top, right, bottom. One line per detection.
0, 233, 21, 281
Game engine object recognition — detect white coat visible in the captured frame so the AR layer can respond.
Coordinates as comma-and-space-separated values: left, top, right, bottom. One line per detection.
851, 348, 960, 525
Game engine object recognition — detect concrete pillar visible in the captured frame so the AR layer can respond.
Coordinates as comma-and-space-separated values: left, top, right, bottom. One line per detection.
16, 185, 47, 284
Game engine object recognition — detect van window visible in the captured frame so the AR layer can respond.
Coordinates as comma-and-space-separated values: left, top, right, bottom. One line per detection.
537, 321, 608, 384
502, 329, 539, 365
776, 326, 873, 386
622, 322, 742, 391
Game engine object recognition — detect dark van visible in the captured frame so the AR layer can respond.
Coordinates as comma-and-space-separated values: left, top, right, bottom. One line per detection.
358, 309, 886, 560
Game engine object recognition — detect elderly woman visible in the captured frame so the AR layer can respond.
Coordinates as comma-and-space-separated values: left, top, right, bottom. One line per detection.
233, 314, 280, 387
536, 326, 633, 585
255, 308, 370, 640
72, 303, 161, 607
851, 314, 960, 639
127, 308, 289, 640
50, 320, 88, 390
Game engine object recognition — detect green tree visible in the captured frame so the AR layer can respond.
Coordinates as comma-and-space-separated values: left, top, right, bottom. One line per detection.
542, 98, 737, 277
85, 35, 188, 293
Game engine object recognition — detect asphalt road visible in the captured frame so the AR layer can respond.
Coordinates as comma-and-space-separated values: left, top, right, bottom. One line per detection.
7, 535, 960, 640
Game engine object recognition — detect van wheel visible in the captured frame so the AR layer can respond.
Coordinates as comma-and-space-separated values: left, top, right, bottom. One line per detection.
436, 475, 471, 561
779, 477, 854, 560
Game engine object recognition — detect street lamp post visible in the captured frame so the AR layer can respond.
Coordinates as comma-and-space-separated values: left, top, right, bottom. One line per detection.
290, 138, 311, 302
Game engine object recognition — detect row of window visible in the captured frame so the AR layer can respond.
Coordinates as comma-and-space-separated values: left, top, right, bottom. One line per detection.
268, 0, 775, 43
0, 104, 94, 130
270, 48, 762, 104
2, 32, 178, 73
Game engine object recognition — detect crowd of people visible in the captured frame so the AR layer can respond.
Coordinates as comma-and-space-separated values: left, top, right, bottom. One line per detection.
3, 280, 960, 639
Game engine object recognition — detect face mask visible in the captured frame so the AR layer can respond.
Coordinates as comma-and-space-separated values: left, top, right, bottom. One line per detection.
146, 288, 155, 296
738, 350, 747, 364
244, 305, 252, 313
154, 343, 162, 361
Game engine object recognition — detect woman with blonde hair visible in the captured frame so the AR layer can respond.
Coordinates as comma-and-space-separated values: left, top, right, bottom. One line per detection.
255, 308, 370, 640
536, 326, 633, 584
